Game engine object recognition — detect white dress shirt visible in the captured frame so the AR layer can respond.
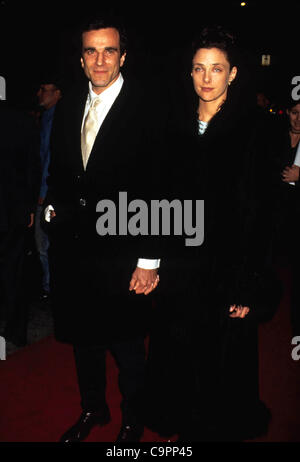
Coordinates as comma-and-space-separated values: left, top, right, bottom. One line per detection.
81, 74, 124, 134
289, 141, 300, 185
293, 142, 300, 166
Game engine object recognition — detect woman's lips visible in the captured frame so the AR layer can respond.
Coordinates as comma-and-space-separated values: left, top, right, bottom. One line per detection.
201, 87, 213, 92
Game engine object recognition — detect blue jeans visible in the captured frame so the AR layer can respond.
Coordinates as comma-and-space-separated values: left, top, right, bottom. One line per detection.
34, 205, 50, 292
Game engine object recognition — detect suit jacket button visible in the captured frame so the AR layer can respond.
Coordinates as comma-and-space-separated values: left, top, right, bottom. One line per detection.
79, 198, 86, 206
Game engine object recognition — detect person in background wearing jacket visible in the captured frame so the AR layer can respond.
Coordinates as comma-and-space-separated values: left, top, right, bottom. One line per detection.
35, 77, 62, 301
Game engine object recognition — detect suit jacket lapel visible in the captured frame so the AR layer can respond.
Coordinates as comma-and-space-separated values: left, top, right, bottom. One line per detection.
66, 84, 88, 173
85, 80, 129, 171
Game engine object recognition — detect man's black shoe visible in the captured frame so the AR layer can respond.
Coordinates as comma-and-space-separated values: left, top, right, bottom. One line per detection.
59, 410, 110, 442
116, 423, 144, 442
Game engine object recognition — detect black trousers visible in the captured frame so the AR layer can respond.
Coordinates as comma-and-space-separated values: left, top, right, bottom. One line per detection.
73, 336, 146, 425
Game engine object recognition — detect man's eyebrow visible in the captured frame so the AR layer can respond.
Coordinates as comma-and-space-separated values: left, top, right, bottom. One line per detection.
83, 46, 118, 52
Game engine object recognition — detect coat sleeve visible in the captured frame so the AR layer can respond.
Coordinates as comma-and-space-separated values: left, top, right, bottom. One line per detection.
230, 122, 282, 321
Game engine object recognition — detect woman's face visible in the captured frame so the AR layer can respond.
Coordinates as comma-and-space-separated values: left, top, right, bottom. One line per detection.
191, 47, 237, 103
287, 103, 300, 134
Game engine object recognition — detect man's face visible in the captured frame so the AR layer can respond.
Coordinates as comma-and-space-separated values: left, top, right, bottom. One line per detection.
80, 27, 126, 94
37, 84, 61, 109
287, 103, 300, 134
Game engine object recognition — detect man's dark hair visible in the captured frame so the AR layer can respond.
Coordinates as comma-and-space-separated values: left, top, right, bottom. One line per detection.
80, 17, 128, 56
39, 72, 64, 93
192, 25, 239, 70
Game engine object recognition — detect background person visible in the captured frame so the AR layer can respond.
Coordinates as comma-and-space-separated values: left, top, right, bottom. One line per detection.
35, 76, 62, 301
268, 98, 300, 336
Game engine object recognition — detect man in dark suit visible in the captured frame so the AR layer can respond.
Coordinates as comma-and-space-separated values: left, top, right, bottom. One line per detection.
0, 101, 40, 345
44, 18, 159, 442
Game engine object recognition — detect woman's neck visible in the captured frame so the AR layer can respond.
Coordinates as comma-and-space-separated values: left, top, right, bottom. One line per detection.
197, 98, 226, 122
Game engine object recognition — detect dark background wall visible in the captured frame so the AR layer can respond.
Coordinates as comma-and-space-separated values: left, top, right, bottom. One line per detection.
0, 0, 299, 110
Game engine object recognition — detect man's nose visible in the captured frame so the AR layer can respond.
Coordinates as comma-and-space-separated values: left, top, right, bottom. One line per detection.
96, 51, 104, 66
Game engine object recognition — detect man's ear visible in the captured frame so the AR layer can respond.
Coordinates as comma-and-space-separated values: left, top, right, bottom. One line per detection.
80, 57, 84, 69
120, 52, 126, 68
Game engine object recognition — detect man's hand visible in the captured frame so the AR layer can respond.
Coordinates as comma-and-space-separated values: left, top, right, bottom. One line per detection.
282, 164, 300, 183
229, 304, 250, 318
129, 267, 159, 295
28, 213, 34, 228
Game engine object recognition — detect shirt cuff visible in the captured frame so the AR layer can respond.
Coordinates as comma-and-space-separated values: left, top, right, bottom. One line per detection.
45, 205, 54, 222
137, 259, 160, 269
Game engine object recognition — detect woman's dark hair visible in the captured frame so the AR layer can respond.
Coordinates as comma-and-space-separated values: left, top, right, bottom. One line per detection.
286, 97, 300, 112
80, 17, 128, 56
192, 25, 239, 69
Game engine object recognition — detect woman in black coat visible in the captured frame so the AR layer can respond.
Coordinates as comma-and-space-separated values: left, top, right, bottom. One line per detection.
141, 26, 280, 442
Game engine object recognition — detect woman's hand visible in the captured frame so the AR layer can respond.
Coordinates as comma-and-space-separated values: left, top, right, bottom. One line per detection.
229, 304, 250, 318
